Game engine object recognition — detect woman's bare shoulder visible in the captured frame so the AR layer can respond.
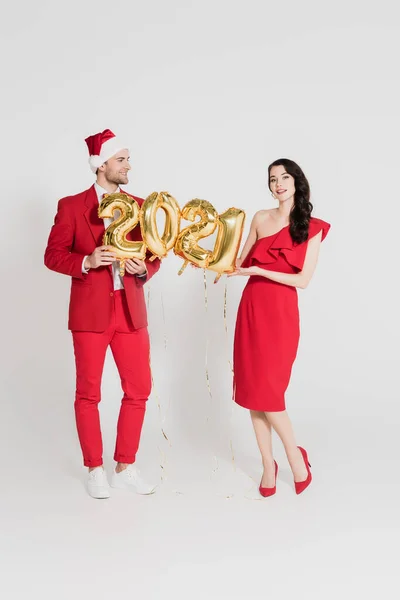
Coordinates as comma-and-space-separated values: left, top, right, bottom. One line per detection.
253, 208, 276, 223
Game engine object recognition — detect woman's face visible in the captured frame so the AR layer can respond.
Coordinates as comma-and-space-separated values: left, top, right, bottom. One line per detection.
269, 165, 296, 203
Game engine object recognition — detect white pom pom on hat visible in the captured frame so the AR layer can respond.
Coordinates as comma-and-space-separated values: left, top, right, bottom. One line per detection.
85, 129, 129, 173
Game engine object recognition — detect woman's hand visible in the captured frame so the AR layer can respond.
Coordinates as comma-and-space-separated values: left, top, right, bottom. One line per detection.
228, 266, 260, 277
235, 256, 244, 269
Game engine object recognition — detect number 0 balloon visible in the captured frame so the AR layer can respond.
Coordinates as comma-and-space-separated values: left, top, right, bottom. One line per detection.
140, 192, 181, 259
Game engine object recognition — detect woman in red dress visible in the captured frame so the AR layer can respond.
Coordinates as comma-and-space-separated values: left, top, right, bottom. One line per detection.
230, 159, 330, 496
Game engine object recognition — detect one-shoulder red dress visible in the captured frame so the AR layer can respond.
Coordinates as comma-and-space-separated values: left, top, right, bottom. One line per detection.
233, 218, 330, 412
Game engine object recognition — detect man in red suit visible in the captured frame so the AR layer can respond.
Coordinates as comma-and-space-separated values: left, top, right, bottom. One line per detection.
45, 129, 160, 499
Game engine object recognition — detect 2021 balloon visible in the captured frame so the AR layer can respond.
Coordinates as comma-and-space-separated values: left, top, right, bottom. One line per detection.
98, 192, 245, 280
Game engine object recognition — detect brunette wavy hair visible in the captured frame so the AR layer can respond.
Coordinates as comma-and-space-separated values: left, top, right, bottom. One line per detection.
268, 158, 313, 244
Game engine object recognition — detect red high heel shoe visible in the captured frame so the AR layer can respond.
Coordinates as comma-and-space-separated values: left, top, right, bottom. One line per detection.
259, 460, 278, 497
295, 446, 312, 495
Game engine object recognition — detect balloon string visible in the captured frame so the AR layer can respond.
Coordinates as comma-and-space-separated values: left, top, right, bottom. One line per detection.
157, 445, 167, 482
204, 269, 212, 401
146, 284, 151, 311
147, 284, 171, 486
203, 268, 208, 311
161, 292, 167, 351
202, 270, 219, 482
224, 282, 233, 373
211, 455, 219, 481
224, 281, 236, 474
149, 355, 170, 481
151, 373, 171, 442
160, 288, 172, 422
223, 283, 228, 332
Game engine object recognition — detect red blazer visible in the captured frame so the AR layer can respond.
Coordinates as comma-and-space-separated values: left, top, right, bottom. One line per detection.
44, 185, 160, 332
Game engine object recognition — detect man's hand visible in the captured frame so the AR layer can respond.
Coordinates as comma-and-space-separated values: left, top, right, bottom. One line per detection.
125, 258, 147, 276
85, 246, 117, 270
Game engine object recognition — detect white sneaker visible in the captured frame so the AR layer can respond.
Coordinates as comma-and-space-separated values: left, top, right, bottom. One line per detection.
87, 467, 111, 499
111, 465, 156, 495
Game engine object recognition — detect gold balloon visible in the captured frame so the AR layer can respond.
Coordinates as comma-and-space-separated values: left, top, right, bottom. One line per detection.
140, 192, 181, 259
208, 208, 246, 280
174, 199, 218, 271
98, 193, 146, 276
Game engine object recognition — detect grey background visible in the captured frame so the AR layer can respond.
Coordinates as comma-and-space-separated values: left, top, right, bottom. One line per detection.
1, 1, 399, 598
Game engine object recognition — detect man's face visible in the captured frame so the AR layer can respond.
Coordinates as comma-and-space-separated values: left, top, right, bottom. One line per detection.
100, 149, 131, 185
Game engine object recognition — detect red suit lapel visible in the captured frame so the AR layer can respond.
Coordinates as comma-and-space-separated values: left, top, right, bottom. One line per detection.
84, 185, 105, 246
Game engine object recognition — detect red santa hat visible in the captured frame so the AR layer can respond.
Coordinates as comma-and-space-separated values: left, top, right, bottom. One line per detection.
85, 129, 129, 173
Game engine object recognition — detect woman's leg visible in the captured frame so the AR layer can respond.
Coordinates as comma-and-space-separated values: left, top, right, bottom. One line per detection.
265, 411, 308, 482
250, 410, 276, 487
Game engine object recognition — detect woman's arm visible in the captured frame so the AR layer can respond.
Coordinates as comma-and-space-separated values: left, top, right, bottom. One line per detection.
236, 213, 260, 266
230, 231, 323, 289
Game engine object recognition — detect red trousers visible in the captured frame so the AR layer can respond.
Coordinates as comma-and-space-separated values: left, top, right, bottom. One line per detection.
72, 290, 151, 468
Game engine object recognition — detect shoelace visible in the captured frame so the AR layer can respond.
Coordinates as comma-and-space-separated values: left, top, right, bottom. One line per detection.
89, 469, 105, 482
126, 467, 139, 480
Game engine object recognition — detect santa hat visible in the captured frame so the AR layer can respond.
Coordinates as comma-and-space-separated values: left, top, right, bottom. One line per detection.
85, 129, 129, 173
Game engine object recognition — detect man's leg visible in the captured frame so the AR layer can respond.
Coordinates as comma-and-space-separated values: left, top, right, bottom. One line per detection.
110, 326, 151, 465
72, 329, 111, 468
